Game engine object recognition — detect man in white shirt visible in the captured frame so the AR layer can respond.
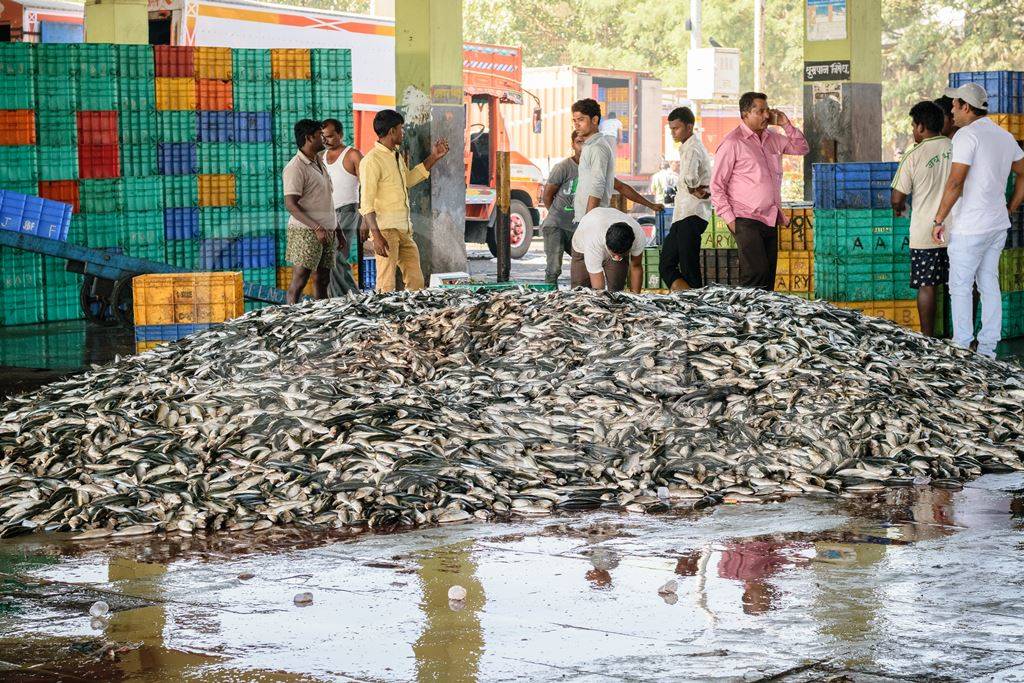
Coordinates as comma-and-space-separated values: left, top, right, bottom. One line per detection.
569, 207, 645, 292
660, 107, 713, 290
890, 101, 952, 338
933, 82, 1024, 358
599, 111, 623, 144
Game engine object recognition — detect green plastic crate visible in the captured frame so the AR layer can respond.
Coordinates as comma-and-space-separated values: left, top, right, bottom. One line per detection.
0, 146, 39, 183
233, 49, 272, 81
66, 215, 86, 244
118, 78, 156, 111
119, 210, 164, 259
813, 208, 910, 259
124, 176, 164, 211
815, 256, 913, 302
312, 80, 353, 120
78, 44, 118, 78
0, 76, 35, 109
200, 207, 240, 239
0, 288, 45, 326
79, 179, 125, 213
1, 247, 43, 290
236, 144, 274, 173
77, 77, 119, 110
157, 111, 197, 143
36, 76, 77, 111
272, 116, 295, 145
236, 208, 278, 236
119, 110, 159, 145
244, 300, 271, 313
82, 212, 126, 249
116, 44, 155, 79
235, 174, 277, 208
242, 267, 276, 287
166, 239, 199, 269
35, 44, 78, 77
37, 146, 78, 181
310, 49, 352, 77
273, 144, 295, 172
163, 175, 198, 208
42, 255, 83, 323
233, 81, 273, 111
272, 80, 314, 115
642, 247, 664, 289
198, 143, 239, 174
0, 180, 39, 196
0, 43, 35, 77
36, 111, 77, 146
438, 281, 556, 292
120, 145, 158, 177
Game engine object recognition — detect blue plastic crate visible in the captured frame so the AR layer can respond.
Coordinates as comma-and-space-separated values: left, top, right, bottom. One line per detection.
360, 256, 377, 289
0, 191, 73, 241
199, 235, 276, 269
164, 207, 200, 240
949, 71, 1023, 114
158, 143, 199, 175
198, 111, 235, 143
240, 235, 275, 268
135, 323, 216, 342
199, 238, 236, 270
234, 112, 272, 143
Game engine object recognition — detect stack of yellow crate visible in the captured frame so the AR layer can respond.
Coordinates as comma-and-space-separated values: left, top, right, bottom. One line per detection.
775, 202, 814, 298
132, 271, 244, 353
832, 300, 921, 332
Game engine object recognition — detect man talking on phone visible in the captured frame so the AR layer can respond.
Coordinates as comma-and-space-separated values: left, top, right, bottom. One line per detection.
710, 92, 809, 290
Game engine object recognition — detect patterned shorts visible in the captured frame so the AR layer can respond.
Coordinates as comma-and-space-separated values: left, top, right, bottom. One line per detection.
286, 224, 335, 271
910, 247, 949, 288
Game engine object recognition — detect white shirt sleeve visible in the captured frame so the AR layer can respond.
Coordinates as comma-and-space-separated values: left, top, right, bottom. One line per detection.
951, 129, 978, 166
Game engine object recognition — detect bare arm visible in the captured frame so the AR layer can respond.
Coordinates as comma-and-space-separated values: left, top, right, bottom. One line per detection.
1009, 157, 1024, 213
933, 162, 970, 242
629, 253, 643, 293
343, 147, 362, 175
362, 211, 389, 258
891, 189, 908, 217
542, 182, 559, 209
284, 195, 329, 245
586, 195, 602, 214
614, 178, 663, 212
588, 271, 605, 289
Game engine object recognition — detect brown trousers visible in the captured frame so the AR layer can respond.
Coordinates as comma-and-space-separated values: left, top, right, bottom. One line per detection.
734, 217, 778, 291
570, 249, 629, 291
375, 229, 424, 292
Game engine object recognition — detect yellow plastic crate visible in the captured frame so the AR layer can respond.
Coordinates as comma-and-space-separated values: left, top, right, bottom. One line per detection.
779, 205, 814, 251
832, 299, 921, 332
271, 48, 311, 79
640, 288, 669, 294
992, 114, 1024, 141
132, 272, 244, 326
198, 174, 237, 207
195, 47, 232, 80
155, 77, 197, 111
774, 273, 813, 294
276, 266, 316, 296
136, 340, 168, 354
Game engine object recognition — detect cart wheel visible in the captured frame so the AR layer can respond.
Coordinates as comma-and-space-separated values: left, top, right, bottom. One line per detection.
112, 277, 134, 327
80, 276, 117, 326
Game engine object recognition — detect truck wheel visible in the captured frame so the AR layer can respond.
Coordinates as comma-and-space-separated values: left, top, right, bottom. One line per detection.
487, 199, 534, 260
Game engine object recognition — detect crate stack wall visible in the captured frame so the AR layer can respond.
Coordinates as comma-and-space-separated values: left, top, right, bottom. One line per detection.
775, 202, 815, 299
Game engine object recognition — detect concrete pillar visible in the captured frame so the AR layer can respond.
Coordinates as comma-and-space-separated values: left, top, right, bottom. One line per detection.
84, 0, 149, 44
801, 0, 882, 199
395, 0, 467, 282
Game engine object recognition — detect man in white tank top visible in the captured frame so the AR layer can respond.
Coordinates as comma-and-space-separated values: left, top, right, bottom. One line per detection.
322, 119, 363, 296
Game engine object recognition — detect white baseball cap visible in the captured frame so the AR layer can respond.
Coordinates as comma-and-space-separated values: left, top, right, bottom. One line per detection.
944, 82, 989, 110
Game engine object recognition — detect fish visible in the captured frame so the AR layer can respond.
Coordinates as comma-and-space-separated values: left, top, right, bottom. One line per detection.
0, 286, 1022, 539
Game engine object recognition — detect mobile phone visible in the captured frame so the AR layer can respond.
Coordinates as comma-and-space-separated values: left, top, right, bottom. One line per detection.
768, 110, 779, 126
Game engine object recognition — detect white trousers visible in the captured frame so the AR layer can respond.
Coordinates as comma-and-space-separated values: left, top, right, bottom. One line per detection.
948, 228, 1007, 358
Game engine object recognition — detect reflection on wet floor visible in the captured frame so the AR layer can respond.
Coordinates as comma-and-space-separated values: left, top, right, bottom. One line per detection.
1, 476, 1023, 681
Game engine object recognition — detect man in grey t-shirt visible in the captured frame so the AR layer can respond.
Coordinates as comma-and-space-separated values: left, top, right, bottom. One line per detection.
572, 98, 616, 219
541, 131, 582, 285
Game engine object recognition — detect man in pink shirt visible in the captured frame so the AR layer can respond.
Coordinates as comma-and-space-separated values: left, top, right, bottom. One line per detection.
711, 92, 810, 290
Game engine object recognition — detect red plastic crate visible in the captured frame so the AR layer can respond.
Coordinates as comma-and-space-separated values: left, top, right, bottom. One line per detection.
78, 143, 121, 179
197, 79, 233, 110
76, 111, 119, 146
155, 45, 195, 78
38, 180, 80, 213
0, 110, 36, 145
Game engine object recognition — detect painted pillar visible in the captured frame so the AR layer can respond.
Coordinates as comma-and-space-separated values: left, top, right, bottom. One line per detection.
84, 0, 149, 44
802, 0, 882, 198
395, 0, 467, 281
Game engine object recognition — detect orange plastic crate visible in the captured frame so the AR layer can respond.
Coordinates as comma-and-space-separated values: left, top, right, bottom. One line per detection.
271, 49, 311, 80
38, 180, 80, 213
132, 271, 244, 325
136, 340, 168, 353
0, 110, 36, 145
198, 173, 237, 207
194, 47, 232, 80
197, 79, 233, 111
155, 78, 196, 111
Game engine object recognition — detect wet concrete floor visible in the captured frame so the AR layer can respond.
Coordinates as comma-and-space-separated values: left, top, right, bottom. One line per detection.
1, 476, 1023, 682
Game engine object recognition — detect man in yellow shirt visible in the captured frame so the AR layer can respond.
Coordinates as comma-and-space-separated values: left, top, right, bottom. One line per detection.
359, 109, 449, 292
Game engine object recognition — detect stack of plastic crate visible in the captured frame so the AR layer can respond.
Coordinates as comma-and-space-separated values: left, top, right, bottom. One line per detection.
813, 162, 921, 332
699, 214, 740, 286
775, 202, 814, 298
132, 271, 244, 352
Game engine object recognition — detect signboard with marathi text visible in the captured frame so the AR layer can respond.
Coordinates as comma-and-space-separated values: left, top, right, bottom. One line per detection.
804, 60, 851, 82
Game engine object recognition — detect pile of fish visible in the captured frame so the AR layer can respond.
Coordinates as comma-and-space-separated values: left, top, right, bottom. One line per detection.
2, 286, 1023, 539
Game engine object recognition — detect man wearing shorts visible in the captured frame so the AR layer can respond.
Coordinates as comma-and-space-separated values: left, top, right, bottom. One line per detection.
891, 101, 951, 337
283, 119, 338, 304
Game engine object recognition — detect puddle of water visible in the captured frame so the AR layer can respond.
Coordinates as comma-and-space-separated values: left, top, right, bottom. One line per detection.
0, 478, 1022, 682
